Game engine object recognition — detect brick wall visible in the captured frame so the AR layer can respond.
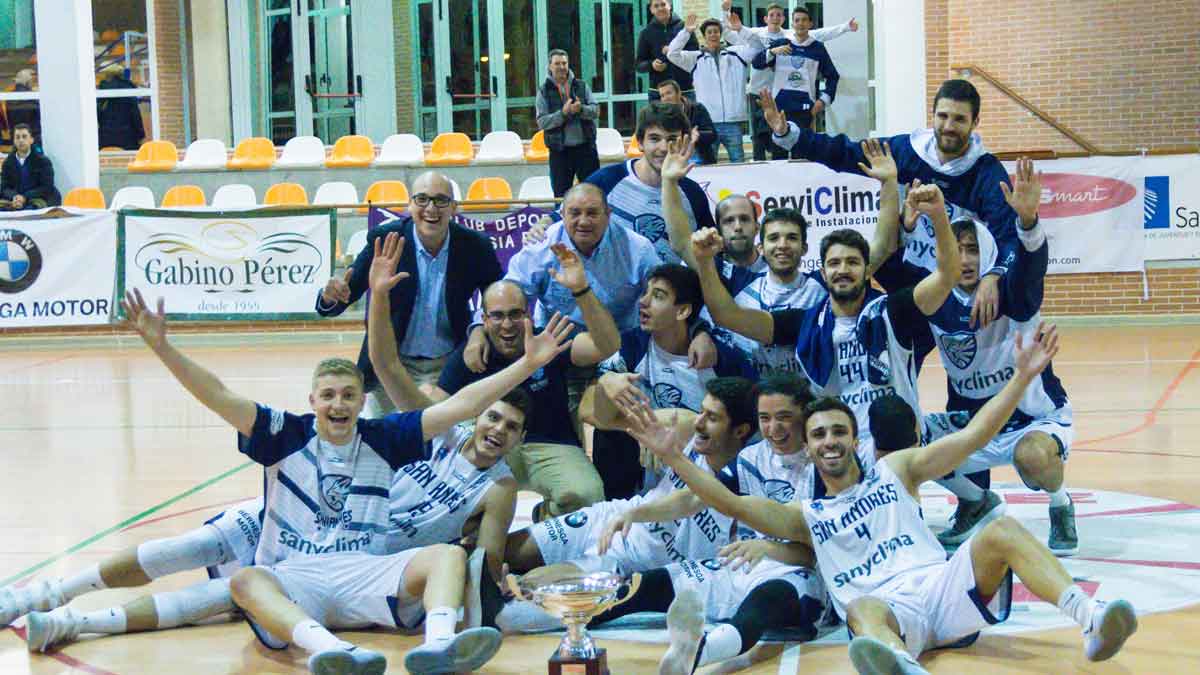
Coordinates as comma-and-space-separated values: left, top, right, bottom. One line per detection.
153, 0, 185, 147
1044, 268, 1200, 316
394, 0, 415, 135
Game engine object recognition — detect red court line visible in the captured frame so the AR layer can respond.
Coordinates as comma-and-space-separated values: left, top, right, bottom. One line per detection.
1074, 502, 1197, 519
1071, 447, 1200, 459
5, 625, 119, 675
1076, 558, 1200, 571
1075, 346, 1200, 446
119, 498, 250, 532
3, 354, 74, 374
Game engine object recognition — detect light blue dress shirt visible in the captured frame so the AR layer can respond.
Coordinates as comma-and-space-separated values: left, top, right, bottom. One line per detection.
504, 221, 662, 331
398, 232, 456, 358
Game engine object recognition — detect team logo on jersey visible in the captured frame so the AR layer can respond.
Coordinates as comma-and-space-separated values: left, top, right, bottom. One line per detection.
320, 474, 352, 511
634, 214, 667, 243
564, 511, 588, 528
867, 351, 891, 385
653, 383, 683, 409
0, 229, 42, 294
939, 331, 978, 369
764, 479, 796, 503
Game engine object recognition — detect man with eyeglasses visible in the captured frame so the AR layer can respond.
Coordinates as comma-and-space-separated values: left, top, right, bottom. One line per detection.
431, 243, 619, 520
316, 170, 503, 417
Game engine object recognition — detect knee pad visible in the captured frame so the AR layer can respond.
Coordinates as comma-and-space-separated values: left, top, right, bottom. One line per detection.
136, 526, 227, 579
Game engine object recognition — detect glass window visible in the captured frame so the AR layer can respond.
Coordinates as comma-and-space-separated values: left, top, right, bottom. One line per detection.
93, 0, 155, 150
0, 0, 37, 151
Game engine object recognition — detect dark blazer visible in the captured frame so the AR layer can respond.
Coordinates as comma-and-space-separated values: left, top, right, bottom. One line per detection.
315, 216, 503, 390
0, 150, 60, 205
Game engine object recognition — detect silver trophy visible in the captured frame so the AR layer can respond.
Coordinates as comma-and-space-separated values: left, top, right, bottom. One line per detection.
507, 571, 642, 675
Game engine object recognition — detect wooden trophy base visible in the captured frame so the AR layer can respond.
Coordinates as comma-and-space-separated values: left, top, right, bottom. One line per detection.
548, 647, 609, 675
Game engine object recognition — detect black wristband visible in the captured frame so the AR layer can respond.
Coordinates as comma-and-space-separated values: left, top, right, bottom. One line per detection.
571, 285, 592, 298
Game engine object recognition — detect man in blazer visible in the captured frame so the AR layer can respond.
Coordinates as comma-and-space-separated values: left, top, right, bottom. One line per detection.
316, 171, 503, 416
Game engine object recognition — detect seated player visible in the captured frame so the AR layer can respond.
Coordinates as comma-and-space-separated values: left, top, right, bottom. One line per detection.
643, 326, 1138, 674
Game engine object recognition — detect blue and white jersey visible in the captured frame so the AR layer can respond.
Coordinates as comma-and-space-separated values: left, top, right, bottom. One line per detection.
600, 329, 756, 412
585, 160, 717, 267
727, 271, 827, 376
635, 440, 741, 565
733, 439, 811, 542
716, 253, 768, 296
801, 458, 945, 620
385, 424, 513, 552
239, 405, 426, 566
753, 37, 839, 113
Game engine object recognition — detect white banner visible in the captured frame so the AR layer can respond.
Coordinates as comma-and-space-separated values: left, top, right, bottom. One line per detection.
692, 157, 1149, 274
121, 209, 334, 318
1141, 154, 1200, 260
0, 210, 117, 327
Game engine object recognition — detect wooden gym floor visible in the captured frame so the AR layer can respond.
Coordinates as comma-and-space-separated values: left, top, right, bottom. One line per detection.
1, 324, 1198, 673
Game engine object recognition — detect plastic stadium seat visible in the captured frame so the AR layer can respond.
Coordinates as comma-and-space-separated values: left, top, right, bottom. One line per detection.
596, 128, 626, 161
346, 229, 369, 264
160, 185, 206, 208
100, 29, 122, 42
448, 178, 462, 201
100, 146, 126, 152
227, 137, 276, 170
263, 182, 309, 206
426, 132, 474, 166
109, 186, 154, 210
211, 184, 258, 209
517, 176, 554, 200
463, 177, 512, 211
275, 136, 326, 168
325, 135, 375, 168
524, 130, 549, 163
360, 180, 409, 214
626, 134, 643, 158
375, 134, 425, 167
127, 140, 178, 172
63, 187, 106, 209
314, 181, 359, 206
177, 139, 228, 170
475, 131, 525, 164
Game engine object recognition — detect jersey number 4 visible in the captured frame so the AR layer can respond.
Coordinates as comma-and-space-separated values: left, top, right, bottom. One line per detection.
854, 523, 871, 540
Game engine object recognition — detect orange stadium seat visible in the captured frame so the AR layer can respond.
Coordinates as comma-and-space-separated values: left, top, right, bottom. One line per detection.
426, 132, 474, 166
127, 140, 178, 172
100, 146, 126, 152
227, 137, 276, 170
524, 130, 549, 163
360, 180, 409, 214
160, 185, 205, 208
263, 182, 309, 206
463, 177, 512, 211
626, 135, 643, 158
63, 187, 106, 209
100, 30, 122, 42
325, 134, 375, 168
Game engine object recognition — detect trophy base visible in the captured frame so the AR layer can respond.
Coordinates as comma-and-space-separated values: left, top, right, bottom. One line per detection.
549, 647, 609, 675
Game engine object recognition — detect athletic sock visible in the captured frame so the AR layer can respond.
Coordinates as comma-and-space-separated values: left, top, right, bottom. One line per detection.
136, 528, 227, 580
425, 606, 457, 644
1048, 488, 1071, 507
291, 619, 353, 654
939, 474, 985, 502
495, 600, 563, 633
78, 607, 127, 634
153, 578, 236, 628
58, 566, 106, 601
1058, 585, 1097, 629
696, 623, 742, 667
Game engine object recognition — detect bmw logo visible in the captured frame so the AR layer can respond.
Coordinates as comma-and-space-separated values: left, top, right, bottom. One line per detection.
564, 511, 588, 528
0, 229, 42, 294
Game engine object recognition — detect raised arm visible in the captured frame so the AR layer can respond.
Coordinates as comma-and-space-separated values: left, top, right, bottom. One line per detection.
666, 25, 700, 72
316, 231, 374, 316
661, 134, 701, 268
809, 17, 857, 43
365, 232, 431, 411
548, 243, 621, 365
581, 373, 651, 430
691, 228, 776, 344
419, 313, 574, 440
908, 184, 961, 315
626, 402, 810, 543
120, 289, 256, 436
892, 323, 1060, 489
856, 139, 902, 277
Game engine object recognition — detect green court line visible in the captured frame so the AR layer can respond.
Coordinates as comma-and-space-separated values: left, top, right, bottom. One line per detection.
1, 460, 254, 587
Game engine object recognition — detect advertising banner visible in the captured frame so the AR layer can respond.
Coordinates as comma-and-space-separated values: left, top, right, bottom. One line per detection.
1141, 154, 1200, 261
120, 208, 335, 319
0, 209, 118, 327
367, 205, 549, 271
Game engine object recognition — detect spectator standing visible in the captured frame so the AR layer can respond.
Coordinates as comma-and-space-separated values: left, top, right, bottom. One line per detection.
0, 124, 60, 210
536, 49, 600, 198
636, 0, 698, 100
97, 66, 146, 150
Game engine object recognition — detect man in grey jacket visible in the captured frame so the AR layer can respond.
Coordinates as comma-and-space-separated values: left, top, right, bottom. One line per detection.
536, 49, 600, 197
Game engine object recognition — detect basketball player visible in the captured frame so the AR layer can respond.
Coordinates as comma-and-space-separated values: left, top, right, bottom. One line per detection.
641, 325, 1138, 673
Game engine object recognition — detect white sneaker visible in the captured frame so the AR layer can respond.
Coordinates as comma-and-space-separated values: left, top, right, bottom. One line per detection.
658, 589, 705, 675
307, 646, 386, 675
1084, 599, 1138, 661
404, 627, 503, 674
848, 636, 929, 675
463, 548, 485, 629
26, 607, 82, 653
1, 579, 65, 626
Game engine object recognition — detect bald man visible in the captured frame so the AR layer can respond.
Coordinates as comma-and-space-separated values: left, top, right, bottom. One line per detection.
317, 171, 504, 416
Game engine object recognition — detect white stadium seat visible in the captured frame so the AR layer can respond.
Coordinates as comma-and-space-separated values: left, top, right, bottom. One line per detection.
177, 139, 229, 170
474, 131, 525, 164
211, 184, 258, 209
596, 128, 626, 161
275, 136, 326, 168
346, 229, 369, 262
314, 181, 360, 206
517, 176, 554, 200
108, 186, 155, 210
375, 133, 426, 167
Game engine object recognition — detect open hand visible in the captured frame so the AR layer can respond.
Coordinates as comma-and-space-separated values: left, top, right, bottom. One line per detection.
597, 512, 635, 555
522, 214, 551, 247
758, 88, 788, 135
120, 288, 168, 350
600, 372, 651, 413
1001, 157, 1042, 228
524, 312, 575, 366
661, 134, 696, 183
1013, 321, 1059, 377
856, 139, 897, 184
367, 232, 411, 294
549, 243, 588, 293
719, 539, 771, 572
623, 402, 690, 462
727, 10, 743, 30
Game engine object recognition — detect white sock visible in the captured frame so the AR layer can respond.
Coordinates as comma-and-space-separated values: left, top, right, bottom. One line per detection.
939, 474, 985, 502
78, 607, 127, 634
58, 566, 106, 601
291, 619, 353, 655
495, 600, 563, 633
153, 578, 235, 628
1048, 488, 1071, 507
425, 606, 457, 644
696, 624, 742, 667
1057, 585, 1097, 629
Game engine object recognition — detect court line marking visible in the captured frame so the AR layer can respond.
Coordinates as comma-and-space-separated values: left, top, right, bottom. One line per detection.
1075, 346, 1200, 446
778, 643, 802, 674
1, 354, 74, 373
0, 461, 254, 588
5, 624, 118, 675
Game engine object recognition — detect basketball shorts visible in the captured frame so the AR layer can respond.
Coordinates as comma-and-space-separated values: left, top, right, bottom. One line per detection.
923, 409, 1073, 486
204, 497, 265, 579
666, 558, 826, 622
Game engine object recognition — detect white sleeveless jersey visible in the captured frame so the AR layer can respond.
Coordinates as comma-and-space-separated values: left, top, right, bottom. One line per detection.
386, 424, 513, 552
800, 459, 945, 619
729, 272, 827, 377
